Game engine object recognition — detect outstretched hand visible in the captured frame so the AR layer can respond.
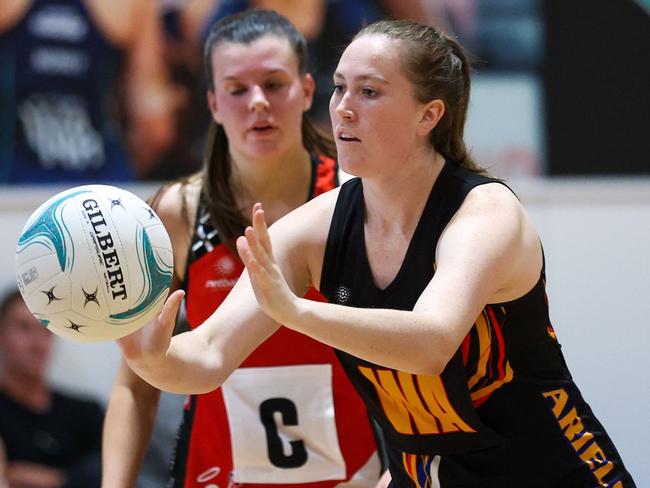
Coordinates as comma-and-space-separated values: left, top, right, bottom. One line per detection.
117, 289, 185, 372
236, 203, 299, 325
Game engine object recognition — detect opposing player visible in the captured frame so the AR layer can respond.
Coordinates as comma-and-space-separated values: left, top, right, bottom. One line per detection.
120, 19, 636, 487
102, 10, 382, 488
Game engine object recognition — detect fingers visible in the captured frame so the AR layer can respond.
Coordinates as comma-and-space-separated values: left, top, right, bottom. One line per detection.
117, 289, 184, 360
240, 204, 273, 270
236, 235, 260, 274
252, 203, 273, 256
159, 289, 185, 333
247, 226, 275, 274
236, 235, 252, 264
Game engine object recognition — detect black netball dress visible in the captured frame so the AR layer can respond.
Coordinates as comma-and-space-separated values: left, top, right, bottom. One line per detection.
320, 161, 635, 488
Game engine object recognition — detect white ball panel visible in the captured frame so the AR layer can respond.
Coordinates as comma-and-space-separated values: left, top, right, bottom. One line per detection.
144, 224, 173, 249
153, 248, 174, 271
16, 253, 67, 301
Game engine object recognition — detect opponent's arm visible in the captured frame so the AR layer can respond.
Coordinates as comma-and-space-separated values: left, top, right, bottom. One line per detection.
375, 470, 392, 488
239, 183, 542, 375
102, 361, 161, 488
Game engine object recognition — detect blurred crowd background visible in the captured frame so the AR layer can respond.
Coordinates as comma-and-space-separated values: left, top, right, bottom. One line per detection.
1, 0, 648, 184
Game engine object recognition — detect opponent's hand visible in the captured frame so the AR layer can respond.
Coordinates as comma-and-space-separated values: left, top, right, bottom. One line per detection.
117, 289, 185, 373
236, 203, 299, 325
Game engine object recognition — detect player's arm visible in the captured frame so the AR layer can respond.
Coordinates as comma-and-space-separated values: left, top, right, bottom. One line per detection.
375, 469, 392, 488
118, 190, 337, 394
6, 462, 65, 488
102, 182, 194, 487
118, 268, 291, 394
240, 183, 542, 375
102, 360, 161, 488
124, 0, 175, 176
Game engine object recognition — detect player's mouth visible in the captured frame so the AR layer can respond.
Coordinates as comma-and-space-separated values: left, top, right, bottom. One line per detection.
249, 121, 277, 135
336, 128, 361, 142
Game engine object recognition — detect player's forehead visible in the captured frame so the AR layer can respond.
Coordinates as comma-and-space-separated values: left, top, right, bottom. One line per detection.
334, 34, 405, 84
212, 35, 300, 81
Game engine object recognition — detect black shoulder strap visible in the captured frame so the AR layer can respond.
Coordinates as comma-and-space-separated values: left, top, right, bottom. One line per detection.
319, 177, 363, 296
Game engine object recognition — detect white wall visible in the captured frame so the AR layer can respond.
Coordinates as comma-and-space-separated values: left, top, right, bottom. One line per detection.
1, 179, 648, 485
466, 74, 545, 176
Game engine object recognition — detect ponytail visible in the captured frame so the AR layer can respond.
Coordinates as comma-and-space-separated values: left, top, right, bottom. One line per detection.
201, 122, 248, 253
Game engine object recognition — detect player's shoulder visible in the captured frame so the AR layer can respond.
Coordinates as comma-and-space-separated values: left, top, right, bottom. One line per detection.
461, 181, 522, 220
150, 176, 201, 240
306, 184, 342, 210
440, 181, 527, 254
442, 180, 539, 269
152, 175, 200, 214
286, 186, 341, 224
270, 187, 341, 245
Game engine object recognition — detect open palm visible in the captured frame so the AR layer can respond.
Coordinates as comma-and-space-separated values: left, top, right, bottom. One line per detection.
236, 203, 298, 325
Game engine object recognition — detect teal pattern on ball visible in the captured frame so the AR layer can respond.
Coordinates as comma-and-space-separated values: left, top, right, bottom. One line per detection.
109, 226, 173, 322
16, 190, 89, 272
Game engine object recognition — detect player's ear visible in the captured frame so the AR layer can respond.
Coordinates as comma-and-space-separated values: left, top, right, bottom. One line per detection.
417, 99, 445, 137
207, 90, 221, 123
302, 73, 315, 112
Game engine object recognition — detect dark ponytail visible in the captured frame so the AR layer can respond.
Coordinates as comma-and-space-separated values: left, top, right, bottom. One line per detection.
201, 122, 246, 249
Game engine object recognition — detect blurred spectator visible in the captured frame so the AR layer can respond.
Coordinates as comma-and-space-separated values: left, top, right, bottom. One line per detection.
413, 0, 478, 50
0, 0, 175, 184
473, 0, 542, 71
144, 0, 208, 180
378, 0, 472, 32
382, 0, 543, 72
0, 289, 104, 488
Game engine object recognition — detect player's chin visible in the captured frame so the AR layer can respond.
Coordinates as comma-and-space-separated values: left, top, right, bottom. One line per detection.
337, 156, 368, 178
248, 147, 285, 163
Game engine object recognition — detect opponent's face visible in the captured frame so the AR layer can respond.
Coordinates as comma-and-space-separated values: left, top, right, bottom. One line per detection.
330, 34, 436, 177
0, 299, 53, 381
208, 35, 314, 161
